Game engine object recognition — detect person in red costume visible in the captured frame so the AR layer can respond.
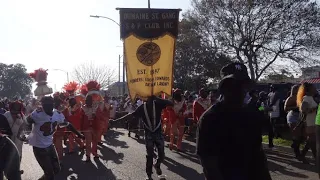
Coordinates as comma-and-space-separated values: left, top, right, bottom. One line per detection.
184, 95, 194, 134
63, 82, 85, 154
52, 92, 67, 166
191, 88, 211, 135
160, 93, 171, 139
168, 89, 186, 151
81, 81, 107, 162
161, 107, 170, 138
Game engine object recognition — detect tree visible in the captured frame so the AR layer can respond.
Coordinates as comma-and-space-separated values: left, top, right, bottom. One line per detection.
72, 61, 116, 89
0, 63, 32, 99
186, 0, 320, 81
260, 69, 295, 83
174, 18, 232, 91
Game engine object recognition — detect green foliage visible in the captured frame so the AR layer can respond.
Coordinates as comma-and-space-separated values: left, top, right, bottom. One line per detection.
260, 69, 295, 83
174, 18, 232, 91
0, 63, 32, 99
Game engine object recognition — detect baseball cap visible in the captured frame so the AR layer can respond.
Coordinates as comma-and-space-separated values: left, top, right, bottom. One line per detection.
219, 62, 254, 90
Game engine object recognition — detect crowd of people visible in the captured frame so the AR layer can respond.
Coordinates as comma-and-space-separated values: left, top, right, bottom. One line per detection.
1, 62, 320, 180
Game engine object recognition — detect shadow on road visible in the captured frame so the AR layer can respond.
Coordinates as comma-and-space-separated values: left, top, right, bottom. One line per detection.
163, 156, 204, 180
55, 153, 117, 180
99, 145, 124, 165
177, 151, 200, 165
265, 149, 316, 179
103, 129, 129, 149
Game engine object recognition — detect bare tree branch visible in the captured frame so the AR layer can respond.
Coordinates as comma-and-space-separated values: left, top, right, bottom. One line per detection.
72, 61, 116, 89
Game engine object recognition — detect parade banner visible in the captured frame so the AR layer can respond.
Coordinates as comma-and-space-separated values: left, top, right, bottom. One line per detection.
118, 8, 180, 100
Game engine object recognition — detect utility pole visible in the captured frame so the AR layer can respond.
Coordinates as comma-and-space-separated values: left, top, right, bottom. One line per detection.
148, 0, 150, 8
118, 55, 121, 96
122, 49, 125, 95
66, 72, 70, 82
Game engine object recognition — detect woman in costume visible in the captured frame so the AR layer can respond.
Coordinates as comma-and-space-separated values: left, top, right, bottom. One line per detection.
52, 92, 68, 164
297, 82, 318, 161
284, 85, 302, 159
168, 89, 186, 151
75, 84, 88, 105
81, 81, 108, 161
161, 93, 171, 139
63, 82, 85, 153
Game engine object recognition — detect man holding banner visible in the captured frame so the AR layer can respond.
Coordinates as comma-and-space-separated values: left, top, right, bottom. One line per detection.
112, 96, 172, 180
113, 7, 180, 180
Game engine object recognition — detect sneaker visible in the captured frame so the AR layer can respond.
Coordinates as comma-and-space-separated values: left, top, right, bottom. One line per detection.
146, 175, 153, 180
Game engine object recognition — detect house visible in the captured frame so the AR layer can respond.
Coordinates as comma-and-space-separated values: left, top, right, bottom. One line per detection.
106, 82, 128, 97
300, 66, 320, 89
301, 66, 320, 79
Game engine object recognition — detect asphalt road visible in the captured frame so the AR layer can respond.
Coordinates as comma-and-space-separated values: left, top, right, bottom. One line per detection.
19, 129, 318, 180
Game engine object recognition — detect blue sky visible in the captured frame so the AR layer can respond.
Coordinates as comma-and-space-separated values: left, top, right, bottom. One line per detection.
0, 0, 191, 93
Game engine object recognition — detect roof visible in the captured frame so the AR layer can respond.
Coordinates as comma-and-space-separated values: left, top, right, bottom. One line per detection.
300, 78, 320, 84
108, 82, 126, 88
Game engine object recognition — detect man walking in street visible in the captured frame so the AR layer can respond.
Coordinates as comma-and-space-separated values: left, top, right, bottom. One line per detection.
112, 95, 173, 180
196, 62, 271, 180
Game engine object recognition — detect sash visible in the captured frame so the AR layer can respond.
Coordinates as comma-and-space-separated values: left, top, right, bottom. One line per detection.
196, 98, 210, 110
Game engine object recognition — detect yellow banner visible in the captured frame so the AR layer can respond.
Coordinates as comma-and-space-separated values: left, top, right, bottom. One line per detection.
124, 34, 175, 100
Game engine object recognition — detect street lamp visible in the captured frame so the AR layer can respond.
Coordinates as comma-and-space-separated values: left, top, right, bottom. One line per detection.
90, 15, 126, 95
51, 69, 69, 82
89, 15, 120, 26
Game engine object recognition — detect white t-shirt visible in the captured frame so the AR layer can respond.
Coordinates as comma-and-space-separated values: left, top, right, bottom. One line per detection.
269, 99, 280, 118
302, 96, 318, 127
28, 109, 65, 148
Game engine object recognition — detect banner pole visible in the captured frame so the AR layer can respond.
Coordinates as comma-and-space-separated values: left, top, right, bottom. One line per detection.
148, 0, 154, 97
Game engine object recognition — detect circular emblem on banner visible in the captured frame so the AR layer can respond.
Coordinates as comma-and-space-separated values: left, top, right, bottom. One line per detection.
136, 42, 161, 66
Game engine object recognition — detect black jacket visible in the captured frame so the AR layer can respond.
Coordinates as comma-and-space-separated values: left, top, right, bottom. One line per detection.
196, 102, 271, 180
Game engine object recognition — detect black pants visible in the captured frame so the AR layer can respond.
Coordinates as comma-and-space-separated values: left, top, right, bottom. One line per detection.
268, 118, 280, 146
33, 144, 61, 180
145, 131, 165, 176
0, 136, 21, 180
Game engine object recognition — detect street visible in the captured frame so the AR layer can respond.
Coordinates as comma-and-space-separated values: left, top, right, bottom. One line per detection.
20, 129, 318, 180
